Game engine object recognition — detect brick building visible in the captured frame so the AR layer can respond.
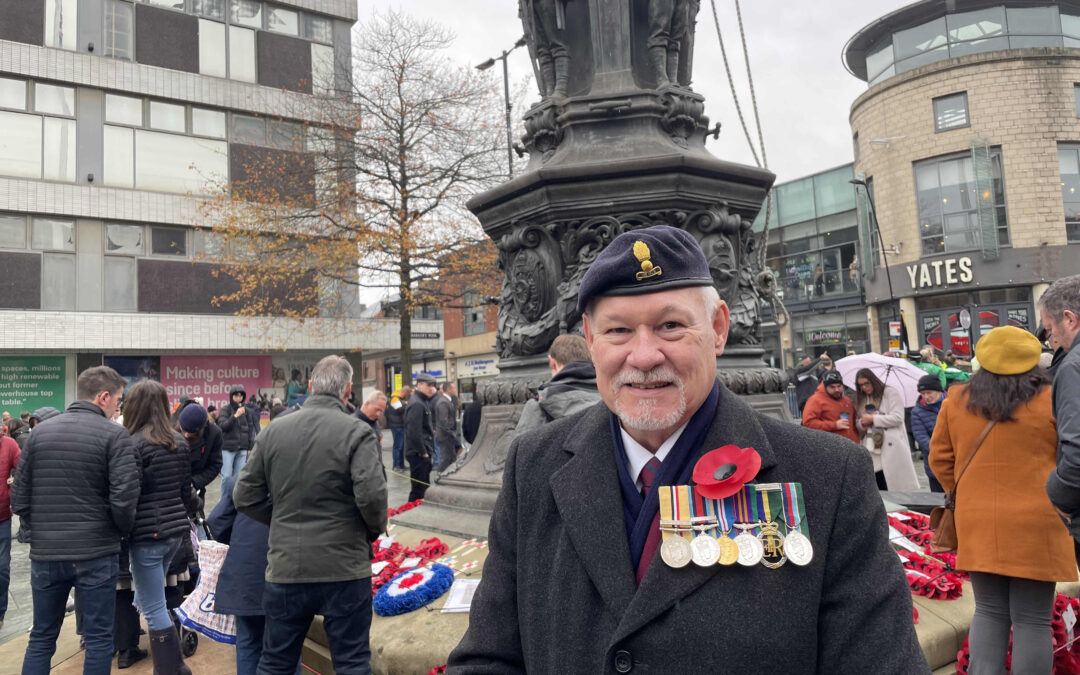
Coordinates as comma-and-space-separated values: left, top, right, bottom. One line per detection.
845, 0, 1080, 355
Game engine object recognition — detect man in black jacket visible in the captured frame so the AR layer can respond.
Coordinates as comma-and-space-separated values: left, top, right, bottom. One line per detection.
404, 374, 437, 502
218, 385, 260, 481
13, 366, 140, 675
178, 402, 222, 499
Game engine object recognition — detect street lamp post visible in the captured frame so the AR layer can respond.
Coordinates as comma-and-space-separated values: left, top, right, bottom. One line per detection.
476, 36, 527, 180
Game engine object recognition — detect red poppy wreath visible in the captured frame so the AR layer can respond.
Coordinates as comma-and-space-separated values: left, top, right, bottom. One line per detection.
692, 445, 761, 499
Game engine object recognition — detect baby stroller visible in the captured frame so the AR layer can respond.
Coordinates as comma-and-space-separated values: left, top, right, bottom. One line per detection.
166, 516, 212, 658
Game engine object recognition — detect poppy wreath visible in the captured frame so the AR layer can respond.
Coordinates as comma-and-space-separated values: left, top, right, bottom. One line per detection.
373, 564, 454, 616
899, 551, 963, 601
427, 667, 446, 675
887, 515, 933, 547
692, 445, 761, 499
913, 606, 919, 625
388, 499, 424, 517
954, 594, 1080, 674
371, 537, 450, 593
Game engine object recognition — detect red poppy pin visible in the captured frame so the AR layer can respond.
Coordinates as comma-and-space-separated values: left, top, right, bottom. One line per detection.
692, 445, 762, 499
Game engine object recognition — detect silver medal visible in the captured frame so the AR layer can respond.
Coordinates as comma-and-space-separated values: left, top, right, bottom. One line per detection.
660, 535, 693, 568
733, 531, 763, 566
784, 530, 814, 566
690, 534, 721, 567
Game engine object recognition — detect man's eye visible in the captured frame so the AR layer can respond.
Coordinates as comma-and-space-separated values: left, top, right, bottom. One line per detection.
661, 321, 681, 330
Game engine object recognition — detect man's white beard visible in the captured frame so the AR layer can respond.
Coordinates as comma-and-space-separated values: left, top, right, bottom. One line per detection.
612, 366, 687, 431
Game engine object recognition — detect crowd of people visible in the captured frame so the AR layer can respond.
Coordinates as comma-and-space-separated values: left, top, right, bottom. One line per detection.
0, 354, 414, 674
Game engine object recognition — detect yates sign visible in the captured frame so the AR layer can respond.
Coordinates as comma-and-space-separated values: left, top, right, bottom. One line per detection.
905, 256, 974, 290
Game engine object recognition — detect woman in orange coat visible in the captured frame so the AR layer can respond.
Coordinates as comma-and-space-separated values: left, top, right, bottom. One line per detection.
930, 326, 1076, 674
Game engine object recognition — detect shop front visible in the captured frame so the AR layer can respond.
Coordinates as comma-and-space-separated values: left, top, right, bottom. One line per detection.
916, 289, 1033, 359
859, 248, 1069, 357
787, 309, 869, 365
454, 354, 500, 403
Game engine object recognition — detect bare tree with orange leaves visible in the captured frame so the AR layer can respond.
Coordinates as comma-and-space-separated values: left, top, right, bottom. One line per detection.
200, 10, 512, 377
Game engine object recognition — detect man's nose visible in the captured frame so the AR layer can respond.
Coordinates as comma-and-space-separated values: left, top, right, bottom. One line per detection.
624, 327, 666, 372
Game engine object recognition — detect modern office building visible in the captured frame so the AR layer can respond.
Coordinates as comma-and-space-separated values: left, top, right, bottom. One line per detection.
756, 163, 866, 370
0, 0, 442, 412
845, 0, 1080, 356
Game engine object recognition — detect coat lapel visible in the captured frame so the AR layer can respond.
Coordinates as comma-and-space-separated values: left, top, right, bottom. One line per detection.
613, 387, 779, 643
550, 404, 637, 618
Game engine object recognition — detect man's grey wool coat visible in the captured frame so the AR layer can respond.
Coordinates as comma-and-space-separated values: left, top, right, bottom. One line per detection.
447, 385, 929, 674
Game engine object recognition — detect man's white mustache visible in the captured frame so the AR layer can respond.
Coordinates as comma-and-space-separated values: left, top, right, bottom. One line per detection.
612, 367, 681, 389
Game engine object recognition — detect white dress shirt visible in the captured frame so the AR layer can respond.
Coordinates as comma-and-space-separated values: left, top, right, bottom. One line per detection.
620, 421, 690, 491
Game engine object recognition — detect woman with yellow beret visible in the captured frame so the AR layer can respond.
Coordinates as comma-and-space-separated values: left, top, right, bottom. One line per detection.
930, 325, 1076, 673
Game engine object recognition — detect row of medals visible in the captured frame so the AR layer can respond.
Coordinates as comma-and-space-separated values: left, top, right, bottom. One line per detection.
659, 517, 814, 569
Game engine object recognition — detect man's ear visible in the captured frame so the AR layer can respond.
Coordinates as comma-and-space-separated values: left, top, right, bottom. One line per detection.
713, 301, 731, 356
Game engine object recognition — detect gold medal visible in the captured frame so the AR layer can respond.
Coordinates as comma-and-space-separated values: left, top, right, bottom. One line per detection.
716, 532, 740, 566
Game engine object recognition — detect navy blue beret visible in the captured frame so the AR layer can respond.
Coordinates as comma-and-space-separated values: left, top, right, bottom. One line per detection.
577, 225, 713, 313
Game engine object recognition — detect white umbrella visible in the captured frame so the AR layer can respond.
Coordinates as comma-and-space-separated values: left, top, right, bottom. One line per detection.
835, 353, 928, 408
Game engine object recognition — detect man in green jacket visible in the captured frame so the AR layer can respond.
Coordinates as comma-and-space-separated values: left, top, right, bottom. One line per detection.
234, 355, 387, 674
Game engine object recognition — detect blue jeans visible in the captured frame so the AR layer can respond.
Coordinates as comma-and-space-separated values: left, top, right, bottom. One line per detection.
222, 449, 249, 479
236, 615, 301, 675
130, 537, 182, 631
22, 554, 118, 675
0, 519, 11, 620
391, 428, 405, 468
258, 579, 372, 675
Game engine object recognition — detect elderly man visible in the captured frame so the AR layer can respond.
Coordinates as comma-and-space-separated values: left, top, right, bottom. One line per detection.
234, 355, 387, 674
448, 225, 925, 673
1042, 274, 1080, 539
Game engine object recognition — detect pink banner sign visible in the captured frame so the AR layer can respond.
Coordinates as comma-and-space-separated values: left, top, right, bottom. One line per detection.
160, 355, 272, 410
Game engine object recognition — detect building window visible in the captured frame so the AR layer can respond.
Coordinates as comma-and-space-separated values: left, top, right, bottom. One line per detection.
149, 101, 186, 133
44, 0, 78, 51
311, 43, 335, 95
228, 26, 258, 83
198, 18, 227, 78
105, 223, 144, 254
1075, 84, 1080, 118
0, 77, 27, 111
0, 214, 27, 248
303, 15, 333, 43
229, 0, 262, 28
914, 149, 1009, 256
0, 82, 76, 183
104, 0, 134, 60
31, 218, 75, 251
192, 108, 227, 138
103, 256, 137, 311
105, 94, 143, 126
1058, 144, 1080, 242
41, 253, 76, 310
463, 291, 486, 336
933, 92, 969, 132
852, 132, 859, 163
266, 5, 298, 35
150, 226, 188, 256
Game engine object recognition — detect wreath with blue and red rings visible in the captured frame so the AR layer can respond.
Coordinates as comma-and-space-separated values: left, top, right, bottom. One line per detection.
373, 563, 454, 616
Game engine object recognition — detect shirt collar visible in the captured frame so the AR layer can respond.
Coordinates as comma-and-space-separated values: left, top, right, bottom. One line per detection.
620, 421, 690, 489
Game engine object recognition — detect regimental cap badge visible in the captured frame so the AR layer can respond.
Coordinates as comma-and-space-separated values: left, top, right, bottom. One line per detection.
633, 240, 662, 281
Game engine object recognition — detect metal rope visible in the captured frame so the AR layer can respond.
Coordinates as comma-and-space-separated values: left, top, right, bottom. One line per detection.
710, 0, 788, 326
708, 0, 760, 168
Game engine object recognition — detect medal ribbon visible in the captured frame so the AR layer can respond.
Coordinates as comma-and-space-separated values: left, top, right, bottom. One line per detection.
734, 484, 759, 530
795, 483, 809, 537
718, 495, 734, 534
764, 488, 784, 527
676, 486, 691, 542
782, 482, 807, 535
687, 485, 699, 539
756, 487, 772, 524
659, 486, 673, 541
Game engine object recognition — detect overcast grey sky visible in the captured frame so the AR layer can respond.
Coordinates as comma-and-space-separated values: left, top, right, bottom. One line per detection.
361, 0, 909, 183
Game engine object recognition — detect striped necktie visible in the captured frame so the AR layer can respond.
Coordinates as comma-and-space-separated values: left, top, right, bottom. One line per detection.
639, 456, 662, 499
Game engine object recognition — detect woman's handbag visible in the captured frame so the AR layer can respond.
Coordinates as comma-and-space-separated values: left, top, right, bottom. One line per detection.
928, 420, 996, 553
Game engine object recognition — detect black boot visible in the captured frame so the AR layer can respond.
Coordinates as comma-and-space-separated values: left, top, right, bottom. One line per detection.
148, 627, 192, 675
117, 647, 148, 669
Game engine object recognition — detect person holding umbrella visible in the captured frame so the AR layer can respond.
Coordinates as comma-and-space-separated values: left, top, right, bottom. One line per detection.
853, 368, 919, 491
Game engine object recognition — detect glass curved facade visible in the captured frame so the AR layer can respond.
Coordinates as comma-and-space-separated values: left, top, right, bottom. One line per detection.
864, 4, 1080, 85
